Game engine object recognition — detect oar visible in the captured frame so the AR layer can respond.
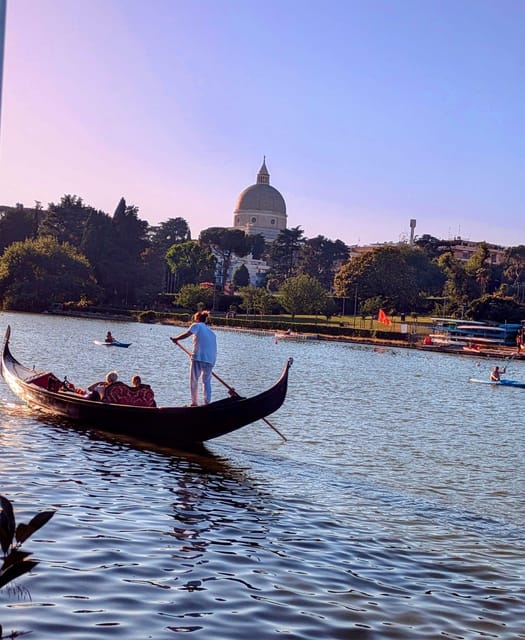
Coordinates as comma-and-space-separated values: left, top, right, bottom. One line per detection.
171, 340, 287, 442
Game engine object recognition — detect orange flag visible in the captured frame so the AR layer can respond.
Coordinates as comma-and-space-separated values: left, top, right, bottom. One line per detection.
378, 309, 392, 325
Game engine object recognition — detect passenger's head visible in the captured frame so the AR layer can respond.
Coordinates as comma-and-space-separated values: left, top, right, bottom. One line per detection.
193, 310, 210, 323
106, 371, 118, 384
131, 375, 141, 387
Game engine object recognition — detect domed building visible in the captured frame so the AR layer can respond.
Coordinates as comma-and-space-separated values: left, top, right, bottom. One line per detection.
233, 158, 287, 242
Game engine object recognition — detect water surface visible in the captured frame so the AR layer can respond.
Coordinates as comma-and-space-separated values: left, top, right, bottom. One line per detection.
0, 312, 523, 639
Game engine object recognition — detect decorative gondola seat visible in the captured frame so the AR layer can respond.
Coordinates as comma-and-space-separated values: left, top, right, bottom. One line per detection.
26, 371, 62, 392
103, 381, 156, 407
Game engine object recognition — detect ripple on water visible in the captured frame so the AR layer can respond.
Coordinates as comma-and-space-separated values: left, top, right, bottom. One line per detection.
0, 314, 524, 639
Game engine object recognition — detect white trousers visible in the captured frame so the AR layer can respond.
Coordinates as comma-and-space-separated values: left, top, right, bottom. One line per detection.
190, 360, 213, 405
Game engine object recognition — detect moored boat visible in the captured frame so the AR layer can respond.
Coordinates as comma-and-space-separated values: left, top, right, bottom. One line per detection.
1, 326, 292, 446
274, 331, 318, 342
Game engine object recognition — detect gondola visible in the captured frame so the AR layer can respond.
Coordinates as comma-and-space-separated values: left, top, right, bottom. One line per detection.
1, 326, 292, 446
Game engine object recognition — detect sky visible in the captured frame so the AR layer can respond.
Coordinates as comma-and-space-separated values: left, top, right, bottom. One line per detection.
1, 0, 524, 248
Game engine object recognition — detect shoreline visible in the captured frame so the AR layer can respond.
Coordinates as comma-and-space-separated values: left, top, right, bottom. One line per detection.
44, 309, 524, 361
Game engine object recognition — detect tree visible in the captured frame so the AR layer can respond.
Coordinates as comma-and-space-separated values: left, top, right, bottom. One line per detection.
465, 242, 492, 297
232, 264, 250, 288
176, 284, 214, 311
0, 205, 40, 254
80, 210, 117, 303
268, 226, 305, 286
238, 285, 275, 315
504, 245, 525, 291
149, 217, 192, 250
436, 252, 470, 314
300, 235, 349, 290
166, 241, 216, 291
110, 198, 150, 305
468, 294, 524, 323
249, 233, 266, 260
334, 245, 443, 313
199, 227, 252, 290
415, 234, 450, 260
0, 236, 100, 312
278, 274, 328, 318
39, 195, 93, 246
144, 218, 192, 295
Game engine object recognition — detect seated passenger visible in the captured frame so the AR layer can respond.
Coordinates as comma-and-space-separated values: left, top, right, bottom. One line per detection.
131, 375, 142, 388
87, 370, 118, 400
130, 374, 156, 407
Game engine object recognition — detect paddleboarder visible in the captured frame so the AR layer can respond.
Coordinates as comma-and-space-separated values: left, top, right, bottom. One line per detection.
490, 365, 506, 381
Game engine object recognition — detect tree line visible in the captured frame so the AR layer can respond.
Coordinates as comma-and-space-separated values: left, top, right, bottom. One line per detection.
1, 196, 524, 322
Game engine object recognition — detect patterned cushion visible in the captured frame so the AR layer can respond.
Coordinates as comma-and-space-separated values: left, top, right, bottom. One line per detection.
104, 382, 156, 407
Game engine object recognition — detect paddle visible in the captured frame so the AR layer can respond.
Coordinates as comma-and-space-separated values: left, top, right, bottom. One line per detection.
171, 339, 287, 442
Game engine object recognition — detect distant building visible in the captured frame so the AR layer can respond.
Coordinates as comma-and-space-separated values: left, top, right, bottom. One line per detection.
348, 236, 507, 266
233, 158, 287, 242
447, 238, 506, 265
220, 158, 288, 288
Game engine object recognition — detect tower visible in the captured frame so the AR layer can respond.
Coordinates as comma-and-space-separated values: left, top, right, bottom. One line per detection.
409, 219, 416, 244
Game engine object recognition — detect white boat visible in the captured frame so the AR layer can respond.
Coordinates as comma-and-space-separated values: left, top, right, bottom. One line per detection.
274, 331, 318, 342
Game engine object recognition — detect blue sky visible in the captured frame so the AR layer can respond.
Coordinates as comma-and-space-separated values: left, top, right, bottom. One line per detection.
1, 0, 524, 247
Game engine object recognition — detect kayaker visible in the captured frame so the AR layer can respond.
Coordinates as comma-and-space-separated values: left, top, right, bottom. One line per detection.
490, 365, 506, 381
105, 331, 116, 343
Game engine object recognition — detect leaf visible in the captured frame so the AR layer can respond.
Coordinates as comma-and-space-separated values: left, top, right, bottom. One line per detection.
0, 526, 11, 557
0, 559, 38, 588
0, 496, 16, 554
15, 511, 55, 545
1, 549, 31, 571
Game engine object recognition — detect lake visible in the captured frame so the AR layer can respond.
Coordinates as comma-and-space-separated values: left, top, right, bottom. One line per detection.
0, 311, 523, 639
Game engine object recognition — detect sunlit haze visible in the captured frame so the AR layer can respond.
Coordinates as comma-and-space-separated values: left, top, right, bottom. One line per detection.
1, 0, 524, 247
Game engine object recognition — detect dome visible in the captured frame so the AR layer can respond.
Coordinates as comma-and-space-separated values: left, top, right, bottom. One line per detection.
234, 183, 286, 215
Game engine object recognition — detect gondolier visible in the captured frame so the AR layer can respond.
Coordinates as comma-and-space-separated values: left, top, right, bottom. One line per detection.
171, 310, 217, 406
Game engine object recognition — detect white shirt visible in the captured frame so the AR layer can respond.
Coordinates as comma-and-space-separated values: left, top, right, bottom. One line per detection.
189, 322, 217, 366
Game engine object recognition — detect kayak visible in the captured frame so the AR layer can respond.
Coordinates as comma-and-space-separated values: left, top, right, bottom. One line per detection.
468, 378, 525, 389
93, 340, 131, 348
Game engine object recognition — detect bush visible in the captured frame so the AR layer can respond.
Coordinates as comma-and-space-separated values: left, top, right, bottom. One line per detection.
468, 295, 525, 323
137, 310, 157, 324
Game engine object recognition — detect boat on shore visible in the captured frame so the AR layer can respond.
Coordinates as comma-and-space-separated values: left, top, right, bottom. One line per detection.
421, 318, 523, 355
1, 326, 292, 446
